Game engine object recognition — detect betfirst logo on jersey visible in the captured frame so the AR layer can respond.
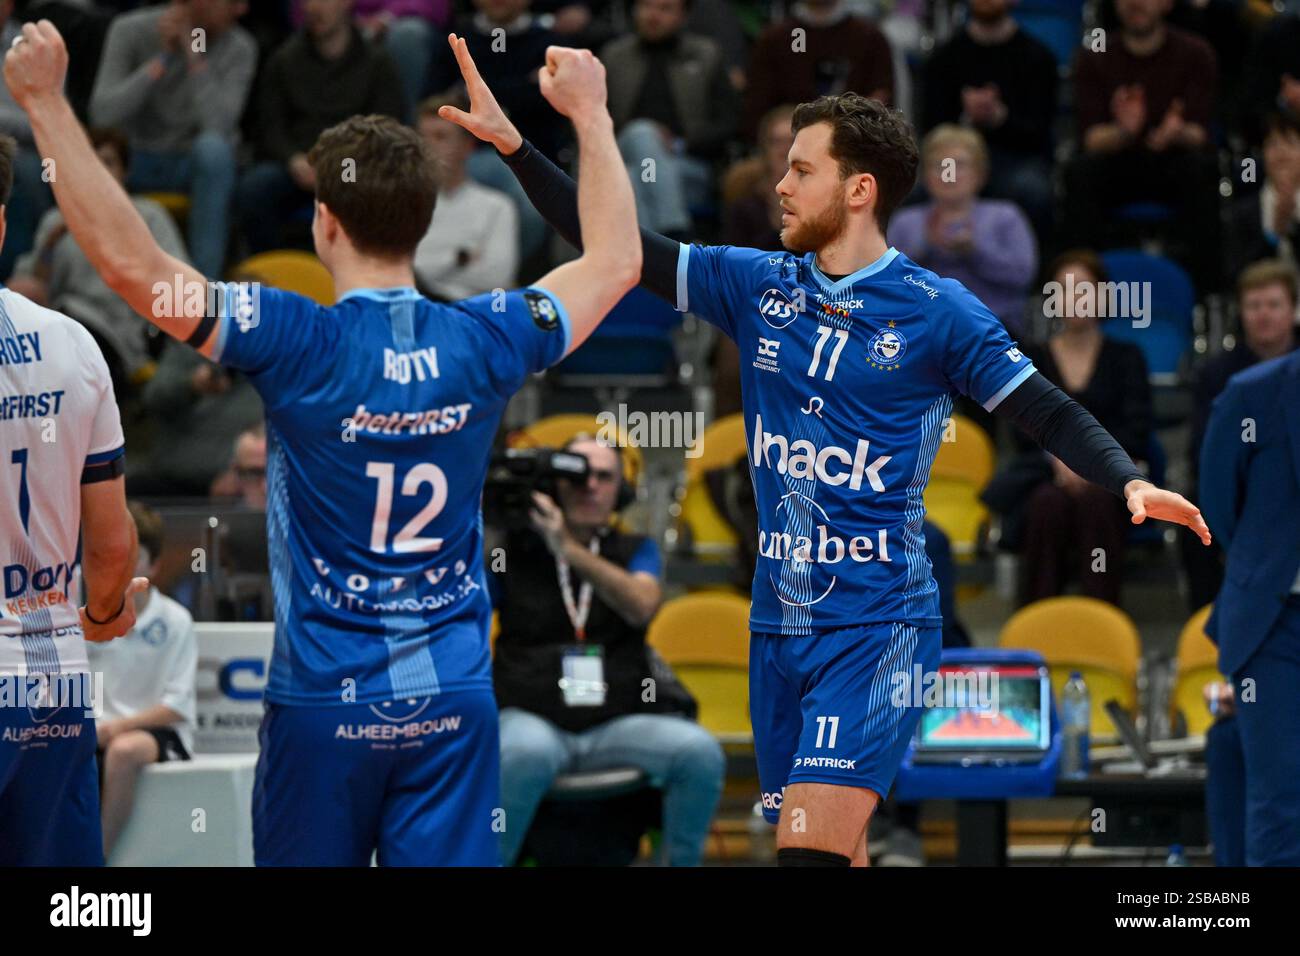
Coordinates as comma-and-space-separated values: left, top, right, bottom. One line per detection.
750, 413, 891, 491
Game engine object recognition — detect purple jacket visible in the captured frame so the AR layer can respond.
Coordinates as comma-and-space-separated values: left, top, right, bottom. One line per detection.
887, 199, 1037, 335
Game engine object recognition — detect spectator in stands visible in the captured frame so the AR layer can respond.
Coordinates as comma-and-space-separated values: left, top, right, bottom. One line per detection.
210, 423, 268, 508
1065, 0, 1220, 290
7, 128, 188, 395
888, 125, 1037, 335
428, 0, 561, 259
0, 0, 53, 279
743, 0, 893, 141
89, 501, 198, 858
294, 0, 451, 117
412, 95, 518, 300
984, 250, 1153, 607
600, 0, 738, 236
236, 0, 404, 254
920, 0, 1057, 239
1225, 114, 1300, 280
1184, 259, 1299, 610
721, 103, 794, 252
1241, 11, 1300, 147
492, 436, 725, 866
131, 346, 262, 499
89, 0, 256, 279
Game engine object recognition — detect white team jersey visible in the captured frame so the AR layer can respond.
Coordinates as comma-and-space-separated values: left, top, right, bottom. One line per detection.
0, 287, 125, 676
86, 589, 198, 754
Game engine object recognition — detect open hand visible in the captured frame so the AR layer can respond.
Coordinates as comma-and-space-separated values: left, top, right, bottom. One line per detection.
436, 34, 522, 155
1124, 480, 1211, 546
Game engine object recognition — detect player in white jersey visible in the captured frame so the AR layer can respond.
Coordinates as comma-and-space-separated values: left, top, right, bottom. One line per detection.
0, 131, 146, 864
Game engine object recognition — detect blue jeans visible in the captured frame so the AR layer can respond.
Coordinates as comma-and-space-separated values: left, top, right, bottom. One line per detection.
466, 147, 547, 262
235, 161, 314, 255
127, 131, 236, 279
616, 119, 713, 235
498, 707, 725, 866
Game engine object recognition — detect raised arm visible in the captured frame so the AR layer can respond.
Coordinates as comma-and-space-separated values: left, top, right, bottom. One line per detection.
441, 36, 639, 354
6, 22, 217, 354
437, 35, 680, 309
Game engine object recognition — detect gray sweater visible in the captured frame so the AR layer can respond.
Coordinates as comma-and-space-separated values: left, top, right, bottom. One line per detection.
89, 6, 257, 154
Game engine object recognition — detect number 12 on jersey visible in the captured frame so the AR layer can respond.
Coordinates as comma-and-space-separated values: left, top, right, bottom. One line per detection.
365, 461, 447, 554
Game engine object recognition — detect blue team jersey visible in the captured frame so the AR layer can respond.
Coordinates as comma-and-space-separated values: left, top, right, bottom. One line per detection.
677, 245, 1036, 635
211, 284, 570, 705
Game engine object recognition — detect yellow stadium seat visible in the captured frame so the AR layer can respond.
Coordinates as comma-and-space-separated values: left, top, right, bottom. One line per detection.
646, 592, 751, 744
677, 414, 747, 556
143, 191, 191, 224
924, 413, 995, 558
998, 597, 1141, 742
508, 413, 642, 486
228, 251, 335, 306
1171, 605, 1224, 737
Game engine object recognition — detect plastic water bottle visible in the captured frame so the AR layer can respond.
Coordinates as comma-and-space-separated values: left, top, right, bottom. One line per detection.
1060, 671, 1091, 778
1165, 844, 1188, 867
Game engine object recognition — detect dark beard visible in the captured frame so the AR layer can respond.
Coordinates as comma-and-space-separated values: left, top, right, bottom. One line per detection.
780, 198, 848, 254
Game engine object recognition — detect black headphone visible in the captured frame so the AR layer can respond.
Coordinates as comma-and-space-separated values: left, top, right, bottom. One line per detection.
564, 437, 637, 511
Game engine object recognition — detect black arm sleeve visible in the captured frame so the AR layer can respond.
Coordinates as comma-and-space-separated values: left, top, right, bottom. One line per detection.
992, 371, 1147, 498
500, 139, 680, 304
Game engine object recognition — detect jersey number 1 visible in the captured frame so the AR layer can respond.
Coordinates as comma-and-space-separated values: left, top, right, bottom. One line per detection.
365, 461, 447, 554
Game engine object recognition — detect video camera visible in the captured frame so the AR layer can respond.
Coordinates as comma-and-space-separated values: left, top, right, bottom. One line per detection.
482, 447, 590, 530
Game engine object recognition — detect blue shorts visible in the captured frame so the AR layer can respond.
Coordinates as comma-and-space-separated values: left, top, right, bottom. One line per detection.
0, 705, 103, 865
253, 689, 500, 866
751, 622, 942, 823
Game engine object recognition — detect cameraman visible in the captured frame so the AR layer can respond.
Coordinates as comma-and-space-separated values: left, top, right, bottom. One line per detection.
491, 436, 725, 866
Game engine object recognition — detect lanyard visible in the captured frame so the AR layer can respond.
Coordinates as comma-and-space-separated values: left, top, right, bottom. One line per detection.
556, 536, 600, 642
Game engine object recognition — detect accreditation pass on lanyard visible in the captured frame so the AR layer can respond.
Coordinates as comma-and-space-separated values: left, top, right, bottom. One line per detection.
557, 537, 606, 707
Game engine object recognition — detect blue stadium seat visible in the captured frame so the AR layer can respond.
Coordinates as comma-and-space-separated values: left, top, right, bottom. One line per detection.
1098, 250, 1195, 377
552, 286, 682, 378
1014, 0, 1085, 67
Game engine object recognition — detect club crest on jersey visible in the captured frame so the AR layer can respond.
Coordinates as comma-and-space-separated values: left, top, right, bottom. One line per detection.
524, 291, 560, 332
867, 321, 906, 370
758, 288, 801, 329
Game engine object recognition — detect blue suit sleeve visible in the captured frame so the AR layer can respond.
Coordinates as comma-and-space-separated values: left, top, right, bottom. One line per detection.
1199, 382, 1247, 550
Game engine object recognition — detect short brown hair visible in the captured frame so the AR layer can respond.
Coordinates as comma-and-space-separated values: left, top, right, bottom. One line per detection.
1047, 248, 1109, 284
89, 127, 131, 170
307, 115, 439, 260
790, 94, 919, 230
128, 500, 165, 564
1237, 258, 1299, 306
0, 134, 16, 208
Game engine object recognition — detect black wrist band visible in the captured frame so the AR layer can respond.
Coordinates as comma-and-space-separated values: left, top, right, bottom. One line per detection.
85, 596, 126, 626
186, 311, 219, 348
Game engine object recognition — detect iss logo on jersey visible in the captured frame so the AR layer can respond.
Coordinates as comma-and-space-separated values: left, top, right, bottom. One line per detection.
867, 321, 907, 371
758, 288, 800, 329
